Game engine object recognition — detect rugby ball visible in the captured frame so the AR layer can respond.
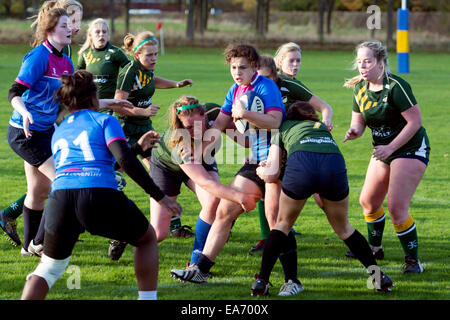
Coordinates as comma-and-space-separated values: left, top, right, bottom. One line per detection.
234, 91, 265, 134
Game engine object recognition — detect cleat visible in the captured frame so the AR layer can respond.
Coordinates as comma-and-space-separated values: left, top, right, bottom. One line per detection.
0, 209, 21, 247
372, 272, 394, 292
345, 247, 384, 260
115, 171, 127, 191
248, 239, 266, 255
170, 225, 194, 238
28, 240, 43, 257
170, 264, 210, 284
251, 275, 271, 296
402, 255, 424, 274
108, 240, 127, 261
21, 247, 34, 257
278, 279, 304, 297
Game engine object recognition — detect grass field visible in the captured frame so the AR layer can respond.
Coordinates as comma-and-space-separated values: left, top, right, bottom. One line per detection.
0, 44, 449, 301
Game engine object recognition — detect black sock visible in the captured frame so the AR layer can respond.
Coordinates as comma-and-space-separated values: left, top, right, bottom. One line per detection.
343, 229, 377, 269
33, 213, 46, 245
259, 229, 288, 282
279, 230, 298, 282
22, 206, 43, 251
197, 253, 215, 274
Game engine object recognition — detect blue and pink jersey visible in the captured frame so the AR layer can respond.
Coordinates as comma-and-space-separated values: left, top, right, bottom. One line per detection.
10, 40, 74, 131
51, 109, 126, 191
221, 74, 285, 161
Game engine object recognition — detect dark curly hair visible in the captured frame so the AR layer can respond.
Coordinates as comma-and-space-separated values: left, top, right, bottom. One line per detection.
55, 70, 98, 112
224, 43, 260, 69
286, 101, 320, 122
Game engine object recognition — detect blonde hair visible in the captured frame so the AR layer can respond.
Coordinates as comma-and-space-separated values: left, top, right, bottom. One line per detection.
30, 0, 82, 30
78, 18, 109, 56
169, 96, 205, 149
31, 8, 68, 47
274, 42, 301, 72
344, 41, 390, 88
122, 31, 158, 56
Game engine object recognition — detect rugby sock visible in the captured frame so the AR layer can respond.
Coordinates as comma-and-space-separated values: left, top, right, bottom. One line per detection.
279, 230, 298, 282
33, 213, 46, 245
138, 290, 157, 300
364, 207, 386, 249
258, 229, 287, 282
257, 200, 270, 239
22, 206, 43, 251
343, 229, 377, 269
197, 253, 215, 274
2, 193, 26, 220
170, 216, 182, 231
394, 215, 419, 260
190, 217, 211, 265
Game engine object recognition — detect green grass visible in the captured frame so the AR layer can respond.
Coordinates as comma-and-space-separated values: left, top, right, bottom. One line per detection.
0, 44, 449, 301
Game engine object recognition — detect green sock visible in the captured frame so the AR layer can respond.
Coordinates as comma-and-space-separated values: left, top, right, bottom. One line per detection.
394, 216, 419, 260
258, 200, 270, 239
3, 193, 26, 220
364, 207, 385, 248
366, 215, 385, 248
170, 216, 181, 231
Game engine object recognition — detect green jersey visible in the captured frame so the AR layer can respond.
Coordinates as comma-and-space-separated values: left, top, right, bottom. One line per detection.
116, 58, 156, 126
204, 102, 221, 125
352, 74, 429, 160
77, 42, 129, 99
63, 45, 72, 60
153, 129, 193, 172
277, 74, 313, 112
271, 120, 341, 158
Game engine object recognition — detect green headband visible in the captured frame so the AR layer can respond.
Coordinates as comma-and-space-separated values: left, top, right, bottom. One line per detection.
134, 37, 157, 53
176, 104, 200, 114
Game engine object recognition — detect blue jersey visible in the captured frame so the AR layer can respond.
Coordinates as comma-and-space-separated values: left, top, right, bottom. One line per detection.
221, 74, 285, 161
10, 40, 74, 131
51, 109, 126, 191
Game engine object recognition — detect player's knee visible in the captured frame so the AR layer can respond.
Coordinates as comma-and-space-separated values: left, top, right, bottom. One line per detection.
27, 254, 71, 289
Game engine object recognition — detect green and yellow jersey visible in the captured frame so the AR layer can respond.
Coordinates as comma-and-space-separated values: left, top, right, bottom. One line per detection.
352, 73, 430, 161
277, 74, 313, 112
115, 58, 156, 144
77, 42, 129, 99
63, 45, 72, 60
271, 120, 341, 158
204, 102, 221, 125
152, 129, 186, 172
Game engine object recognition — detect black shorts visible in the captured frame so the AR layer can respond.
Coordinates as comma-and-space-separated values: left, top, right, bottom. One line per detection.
7, 125, 54, 167
149, 155, 218, 197
282, 151, 349, 201
43, 188, 149, 259
235, 163, 265, 194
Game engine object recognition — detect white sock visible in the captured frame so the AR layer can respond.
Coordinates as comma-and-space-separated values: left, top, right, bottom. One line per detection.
138, 290, 157, 300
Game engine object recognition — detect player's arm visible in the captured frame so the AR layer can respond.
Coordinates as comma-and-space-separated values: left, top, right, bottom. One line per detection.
232, 99, 283, 129
372, 104, 422, 161
154, 76, 193, 89
109, 138, 182, 215
343, 111, 366, 142
180, 163, 257, 212
256, 143, 282, 183
110, 89, 159, 117
308, 95, 333, 130
8, 82, 33, 137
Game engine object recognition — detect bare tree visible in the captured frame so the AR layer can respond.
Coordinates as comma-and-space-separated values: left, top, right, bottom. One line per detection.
186, 0, 195, 40
317, 0, 327, 43
256, 0, 265, 36
386, 0, 394, 48
124, 0, 130, 34
326, 0, 335, 34
110, 0, 115, 38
